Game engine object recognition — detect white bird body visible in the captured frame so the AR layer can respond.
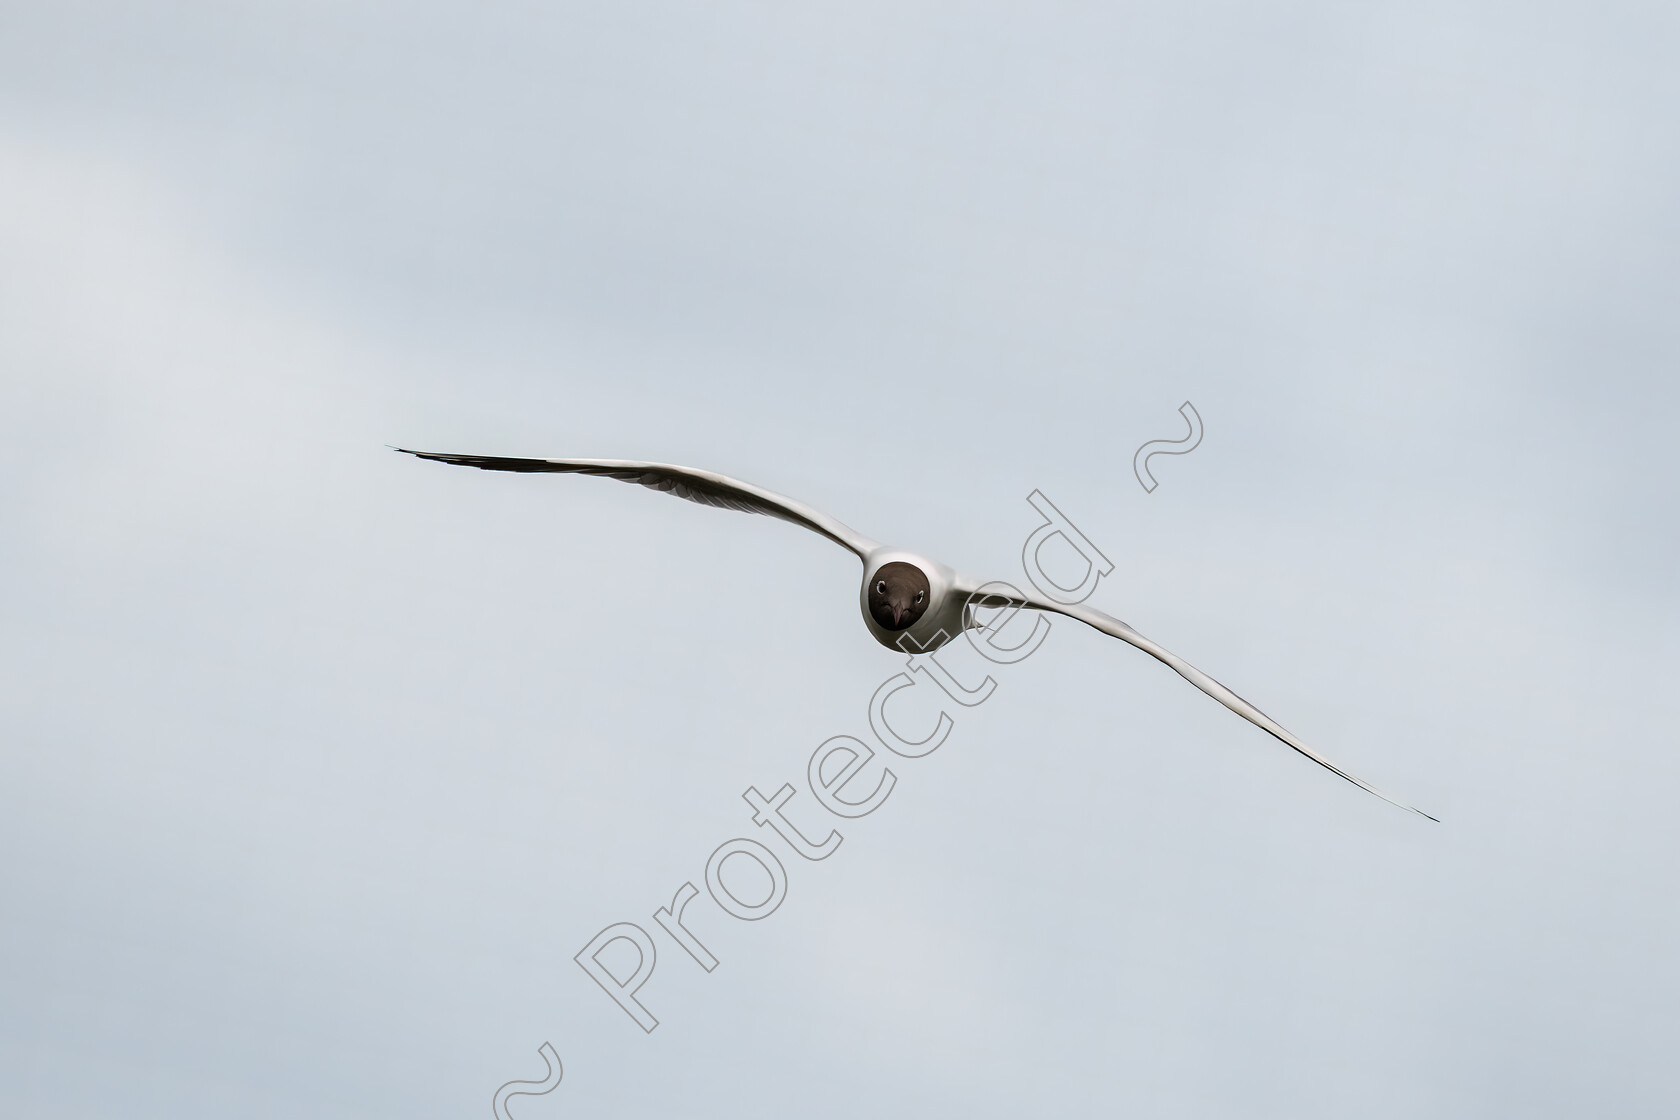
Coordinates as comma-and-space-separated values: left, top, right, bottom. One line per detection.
398, 449, 1436, 821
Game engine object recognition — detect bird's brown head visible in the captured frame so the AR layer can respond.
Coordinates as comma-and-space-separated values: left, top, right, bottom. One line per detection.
867, 562, 932, 631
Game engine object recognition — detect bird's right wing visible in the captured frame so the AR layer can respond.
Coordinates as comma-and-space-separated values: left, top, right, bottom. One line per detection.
956, 578, 1436, 821
396, 450, 880, 561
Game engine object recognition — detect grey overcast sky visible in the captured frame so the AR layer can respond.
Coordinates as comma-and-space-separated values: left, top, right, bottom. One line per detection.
2, 3, 1677, 1117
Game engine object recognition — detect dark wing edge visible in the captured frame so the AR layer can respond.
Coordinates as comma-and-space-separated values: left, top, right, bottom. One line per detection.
394, 449, 879, 561
955, 576, 1438, 822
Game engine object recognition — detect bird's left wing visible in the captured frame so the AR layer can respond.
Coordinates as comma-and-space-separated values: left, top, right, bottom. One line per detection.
954, 577, 1436, 821
396, 450, 880, 561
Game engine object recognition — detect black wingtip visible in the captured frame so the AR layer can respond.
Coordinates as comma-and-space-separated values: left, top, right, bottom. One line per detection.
1400, 801, 1441, 823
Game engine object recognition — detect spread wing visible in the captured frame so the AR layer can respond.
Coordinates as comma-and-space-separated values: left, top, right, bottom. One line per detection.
396, 450, 879, 561
957, 578, 1436, 821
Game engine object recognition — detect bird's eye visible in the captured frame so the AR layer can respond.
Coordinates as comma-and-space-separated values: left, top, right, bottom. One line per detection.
914, 591, 924, 603
876, 581, 886, 595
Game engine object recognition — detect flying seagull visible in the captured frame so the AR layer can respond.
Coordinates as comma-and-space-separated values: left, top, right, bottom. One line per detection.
398, 450, 1435, 821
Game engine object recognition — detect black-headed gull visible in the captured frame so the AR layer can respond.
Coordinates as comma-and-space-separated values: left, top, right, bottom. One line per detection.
399, 450, 1435, 821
